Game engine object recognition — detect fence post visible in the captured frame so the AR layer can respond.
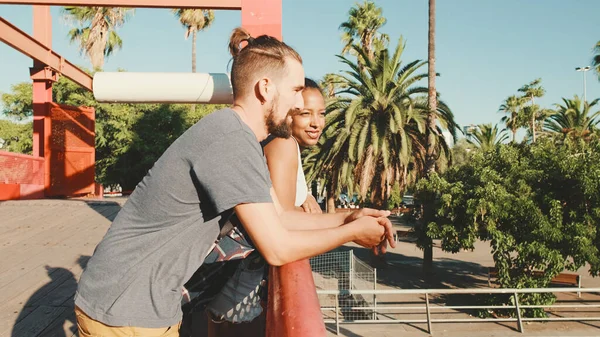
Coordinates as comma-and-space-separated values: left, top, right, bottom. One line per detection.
349, 250, 354, 291
373, 268, 377, 320
425, 292, 432, 334
513, 292, 524, 333
335, 293, 340, 335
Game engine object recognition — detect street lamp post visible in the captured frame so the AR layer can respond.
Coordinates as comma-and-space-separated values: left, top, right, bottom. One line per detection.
575, 66, 591, 103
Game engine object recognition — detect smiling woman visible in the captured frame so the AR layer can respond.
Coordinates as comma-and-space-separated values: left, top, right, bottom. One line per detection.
290, 79, 327, 148
264, 78, 326, 212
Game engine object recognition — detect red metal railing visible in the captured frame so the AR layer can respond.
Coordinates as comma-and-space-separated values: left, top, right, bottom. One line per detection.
0, 150, 44, 200
266, 260, 327, 337
0, 150, 44, 185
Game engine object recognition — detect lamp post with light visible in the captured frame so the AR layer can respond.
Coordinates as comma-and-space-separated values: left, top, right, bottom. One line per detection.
575, 66, 591, 103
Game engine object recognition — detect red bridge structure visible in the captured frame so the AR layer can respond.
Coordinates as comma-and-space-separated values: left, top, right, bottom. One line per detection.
0, 1, 325, 336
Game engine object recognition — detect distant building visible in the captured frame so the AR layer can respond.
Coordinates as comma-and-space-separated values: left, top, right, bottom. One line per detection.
442, 130, 454, 148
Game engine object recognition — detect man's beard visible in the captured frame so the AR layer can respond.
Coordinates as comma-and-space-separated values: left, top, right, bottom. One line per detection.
266, 98, 293, 138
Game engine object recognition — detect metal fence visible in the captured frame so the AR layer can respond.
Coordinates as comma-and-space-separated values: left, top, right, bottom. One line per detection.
310, 250, 377, 321
0, 150, 44, 185
316, 287, 600, 335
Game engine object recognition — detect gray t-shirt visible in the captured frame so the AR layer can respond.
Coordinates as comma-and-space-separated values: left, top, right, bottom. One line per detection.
74, 109, 272, 328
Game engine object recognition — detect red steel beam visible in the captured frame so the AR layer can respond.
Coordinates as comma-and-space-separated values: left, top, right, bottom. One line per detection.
0, 16, 93, 91
0, 0, 241, 9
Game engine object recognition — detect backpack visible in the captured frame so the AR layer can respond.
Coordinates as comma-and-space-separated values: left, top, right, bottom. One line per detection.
181, 212, 268, 322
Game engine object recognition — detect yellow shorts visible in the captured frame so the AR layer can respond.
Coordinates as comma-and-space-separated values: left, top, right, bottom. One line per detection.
75, 306, 181, 337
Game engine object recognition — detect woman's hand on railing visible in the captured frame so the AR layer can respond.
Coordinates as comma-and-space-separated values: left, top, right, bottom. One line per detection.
300, 194, 322, 214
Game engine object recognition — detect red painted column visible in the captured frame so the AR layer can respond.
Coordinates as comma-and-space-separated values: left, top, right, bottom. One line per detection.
30, 6, 54, 157
241, 0, 282, 40
241, 3, 326, 335
30, 5, 57, 195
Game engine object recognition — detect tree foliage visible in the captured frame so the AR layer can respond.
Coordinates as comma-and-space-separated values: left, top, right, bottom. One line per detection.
0, 120, 32, 154
415, 139, 600, 316
1, 77, 222, 189
544, 95, 600, 143
518, 79, 546, 143
54, 77, 222, 189
450, 138, 475, 168
63, 7, 134, 69
339, 0, 389, 62
1, 82, 33, 121
305, 38, 457, 208
498, 95, 524, 143
466, 123, 508, 152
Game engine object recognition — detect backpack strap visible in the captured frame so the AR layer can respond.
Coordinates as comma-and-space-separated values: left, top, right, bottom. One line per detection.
216, 209, 235, 240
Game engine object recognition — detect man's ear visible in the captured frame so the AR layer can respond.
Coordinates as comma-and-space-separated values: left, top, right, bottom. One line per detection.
255, 78, 272, 105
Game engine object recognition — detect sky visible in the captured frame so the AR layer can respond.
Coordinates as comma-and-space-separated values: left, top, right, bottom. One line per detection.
1, 0, 599, 133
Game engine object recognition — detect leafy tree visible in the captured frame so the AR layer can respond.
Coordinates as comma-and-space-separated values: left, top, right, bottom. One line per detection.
52, 76, 223, 189
450, 138, 475, 168
2, 76, 222, 189
0, 120, 32, 154
415, 139, 600, 317
386, 182, 404, 210
1, 82, 33, 121
63, 7, 134, 69
99, 104, 189, 190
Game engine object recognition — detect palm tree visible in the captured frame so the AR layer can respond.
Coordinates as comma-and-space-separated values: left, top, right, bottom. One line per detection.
421, 0, 438, 275
544, 96, 600, 142
307, 38, 457, 209
320, 73, 347, 99
425, 0, 437, 175
593, 40, 600, 81
518, 78, 545, 142
339, 0, 389, 63
172, 9, 214, 73
304, 122, 356, 213
467, 123, 508, 151
499, 95, 524, 143
313, 73, 348, 212
522, 104, 555, 142
63, 7, 134, 70
172, 9, 214, 114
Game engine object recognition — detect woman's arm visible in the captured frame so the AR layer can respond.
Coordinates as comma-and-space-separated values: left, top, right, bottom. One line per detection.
300, 194, 322, 214
263, 137, 301, 212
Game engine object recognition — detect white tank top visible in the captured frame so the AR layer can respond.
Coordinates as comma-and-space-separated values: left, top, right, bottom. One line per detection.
292, 137, 309, 207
